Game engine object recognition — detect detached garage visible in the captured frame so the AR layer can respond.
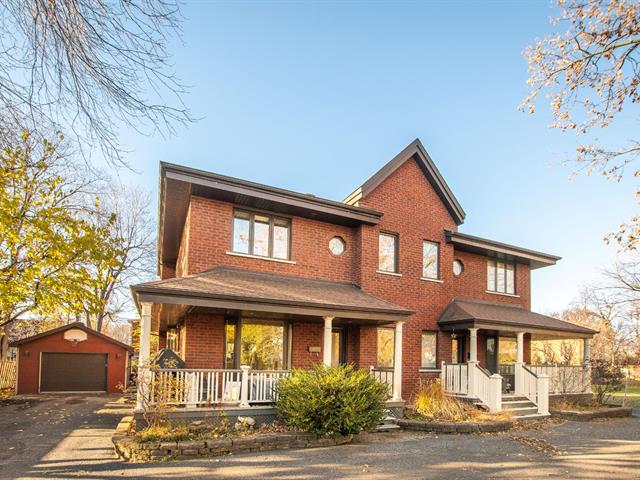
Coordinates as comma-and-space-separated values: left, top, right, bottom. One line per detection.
10, 323, 132, 394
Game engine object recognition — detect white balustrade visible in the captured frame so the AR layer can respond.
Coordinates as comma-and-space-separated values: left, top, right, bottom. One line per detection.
441, 362, 468, 395
148, 367, 290, 408
528, 364, 590, 394
369, 367, 394, 396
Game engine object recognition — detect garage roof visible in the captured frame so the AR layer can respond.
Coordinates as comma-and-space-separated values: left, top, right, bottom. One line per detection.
10, 322, 133, 351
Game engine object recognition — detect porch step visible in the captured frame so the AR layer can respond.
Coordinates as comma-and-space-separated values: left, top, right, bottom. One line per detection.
377, 416, 401, 432
501, 395, 539, 419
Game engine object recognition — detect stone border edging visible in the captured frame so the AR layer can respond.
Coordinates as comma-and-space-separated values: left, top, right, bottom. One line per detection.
396, 418, 513, 433
550, 407, 632, 421
113, 426, 356, 462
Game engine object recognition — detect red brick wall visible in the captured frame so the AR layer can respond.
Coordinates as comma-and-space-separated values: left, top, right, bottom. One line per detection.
185, 196, 358, 282
163, 156, 539, 402
16, 329, 129, 394
290, 322, 323, 368
181, 313, 225, 369
452, 250, 531, 309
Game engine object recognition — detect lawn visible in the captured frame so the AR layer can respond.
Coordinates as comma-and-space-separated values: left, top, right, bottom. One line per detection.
606, 386, 640, 408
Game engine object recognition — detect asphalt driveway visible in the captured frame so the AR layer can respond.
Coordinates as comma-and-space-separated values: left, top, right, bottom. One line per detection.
1, 396, 639, 480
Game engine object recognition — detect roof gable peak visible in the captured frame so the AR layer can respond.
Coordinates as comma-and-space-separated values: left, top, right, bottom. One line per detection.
344, 138, 465, 225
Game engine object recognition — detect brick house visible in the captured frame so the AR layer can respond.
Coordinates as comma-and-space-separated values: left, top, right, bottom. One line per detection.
132, 139, 595, 417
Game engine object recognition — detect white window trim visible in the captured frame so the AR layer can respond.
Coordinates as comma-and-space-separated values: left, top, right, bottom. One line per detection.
485, 290, 520, 298
226, 251, 297, 264
420, 277, 443, 284
376, 270, 402, 277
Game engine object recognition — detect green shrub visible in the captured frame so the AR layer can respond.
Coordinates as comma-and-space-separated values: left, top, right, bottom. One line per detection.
274, 364, 388, 435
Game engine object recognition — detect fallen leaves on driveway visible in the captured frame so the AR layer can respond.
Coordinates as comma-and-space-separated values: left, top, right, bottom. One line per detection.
510, 435, 562, 456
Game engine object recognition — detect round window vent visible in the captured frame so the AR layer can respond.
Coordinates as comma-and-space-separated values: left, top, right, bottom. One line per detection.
453, 259, 464, 276
329, 236, 346, 256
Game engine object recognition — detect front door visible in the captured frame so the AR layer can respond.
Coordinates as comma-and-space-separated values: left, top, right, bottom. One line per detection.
486, 336, 498, 374
331, 328, 346, 366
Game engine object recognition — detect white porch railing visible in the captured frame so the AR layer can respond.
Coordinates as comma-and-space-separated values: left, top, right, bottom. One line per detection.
149, 367, 290, 408
518, 365, 549, 415
528, 364, 590, 394
369, 367, 394, 396
441, 362, 501, 412
441, 362, 468, 395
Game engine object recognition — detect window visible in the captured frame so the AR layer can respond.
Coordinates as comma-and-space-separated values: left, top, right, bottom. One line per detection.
421, 332, 437, 369
378, 233, 399, 273
487, 260, 515, 294
453, 259, 464, 276
329, 236, 346, 256
232, 210, 290, 260
166, 328, 177, 351
225, 318, 286, 370
422, 241, 439, 279
377, 328, 395, 367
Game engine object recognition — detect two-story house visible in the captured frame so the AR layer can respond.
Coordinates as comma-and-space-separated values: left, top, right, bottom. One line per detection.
132, 139, 595, 418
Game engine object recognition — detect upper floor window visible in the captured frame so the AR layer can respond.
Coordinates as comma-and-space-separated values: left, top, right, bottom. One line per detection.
422, 241, 439, 280
232, 210, 290, 260
487, 259, 515, 294
378, 232, 399, 273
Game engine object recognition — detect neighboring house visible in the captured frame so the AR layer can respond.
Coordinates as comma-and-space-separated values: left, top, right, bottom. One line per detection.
132, 139, 596, 417
10, 322, 132, 394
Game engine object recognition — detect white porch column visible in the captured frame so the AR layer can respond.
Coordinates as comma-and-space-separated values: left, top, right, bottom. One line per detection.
136, 302, 152, 411
469, 327, 478, 363
392, 321, 404, 401
322, 316, 334, 366
583, 338, 591, 364
468, 327, 478, 398
514, 331, 525, 394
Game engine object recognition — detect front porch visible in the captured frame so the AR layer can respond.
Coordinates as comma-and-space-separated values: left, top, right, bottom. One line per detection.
438, 299, 597, 416
132, 267, 413, 414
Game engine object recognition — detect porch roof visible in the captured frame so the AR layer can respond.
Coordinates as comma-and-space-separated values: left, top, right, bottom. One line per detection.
132, 267, 414, 322
438, 298, 597, 338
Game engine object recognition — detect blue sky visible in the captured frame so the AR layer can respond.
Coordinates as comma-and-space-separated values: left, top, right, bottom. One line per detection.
111, 1, 637, 314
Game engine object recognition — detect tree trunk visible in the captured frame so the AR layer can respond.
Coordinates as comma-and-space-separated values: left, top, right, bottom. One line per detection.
0, 325, 9, 360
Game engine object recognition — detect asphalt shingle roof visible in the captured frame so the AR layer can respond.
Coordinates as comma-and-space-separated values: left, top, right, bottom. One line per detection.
438, 298, 596, 335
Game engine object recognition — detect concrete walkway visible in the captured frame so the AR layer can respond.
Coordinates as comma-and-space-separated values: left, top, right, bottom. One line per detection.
1, 396, 639, 480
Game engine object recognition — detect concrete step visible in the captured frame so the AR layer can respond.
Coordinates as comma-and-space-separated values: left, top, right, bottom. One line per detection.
502, 400, 536, 409
502, 395, 529, 402
513, 413, 551, 421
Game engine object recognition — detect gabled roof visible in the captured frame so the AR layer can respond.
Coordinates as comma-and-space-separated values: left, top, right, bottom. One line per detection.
445, 230, 561, 270
10, 322, 133, 351
438, 298, 596, 338
344, 139, 466, 225
133, 266, 414, 323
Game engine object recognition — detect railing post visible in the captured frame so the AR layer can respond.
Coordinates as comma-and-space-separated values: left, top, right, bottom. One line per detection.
440, 361, 445, 387
536, 374, 549, 415
514, 332, 525, 395
468, 328, 478, 398
489, 374, 503, 412
239, 365, 251, 408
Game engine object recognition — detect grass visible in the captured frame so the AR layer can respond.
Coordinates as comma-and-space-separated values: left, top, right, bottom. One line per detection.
606, 386, 640, 408
411, 380, 512, 423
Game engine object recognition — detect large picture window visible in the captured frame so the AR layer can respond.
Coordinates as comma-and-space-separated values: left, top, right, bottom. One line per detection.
421, 331, 437, 369
377, 328, 395, 367
422, 241, 439, 280
232, 210, 290, 260
487, 260, 515, 295
225, 319, 286, 370
378, 233, 399, 273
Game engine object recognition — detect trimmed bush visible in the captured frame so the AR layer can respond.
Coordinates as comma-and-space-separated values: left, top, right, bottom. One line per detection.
275, 364, 388, 435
